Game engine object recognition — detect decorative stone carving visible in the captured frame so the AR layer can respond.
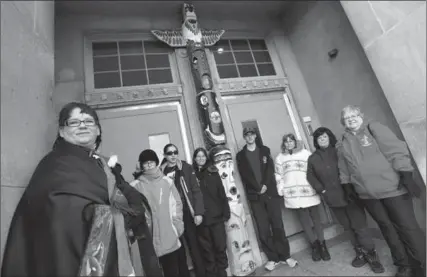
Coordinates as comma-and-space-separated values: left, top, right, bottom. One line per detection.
215, 77, 289, 95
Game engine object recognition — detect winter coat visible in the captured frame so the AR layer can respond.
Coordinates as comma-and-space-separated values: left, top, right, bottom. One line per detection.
1, 140, 119, 276
236, 145, 280, 201
307, 146, 348, 207
275, 141, 321, 209
195, 165, 231, 225
337, 121, 413, 199
132, 168, 184, 257
160, 160, 205, 218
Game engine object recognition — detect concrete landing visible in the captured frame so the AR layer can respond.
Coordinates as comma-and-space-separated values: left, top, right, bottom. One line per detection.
259, 233, 396, 276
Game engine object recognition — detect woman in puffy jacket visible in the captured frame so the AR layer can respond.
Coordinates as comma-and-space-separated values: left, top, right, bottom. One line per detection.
275, 133, 330, 262
131, 149, 186, 277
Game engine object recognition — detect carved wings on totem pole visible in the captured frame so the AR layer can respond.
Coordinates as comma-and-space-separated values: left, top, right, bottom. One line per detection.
151, 3, 225, 47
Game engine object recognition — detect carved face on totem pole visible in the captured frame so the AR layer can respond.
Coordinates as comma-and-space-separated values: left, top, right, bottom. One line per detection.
210, 145, 240, 204
182, 3, 201, 43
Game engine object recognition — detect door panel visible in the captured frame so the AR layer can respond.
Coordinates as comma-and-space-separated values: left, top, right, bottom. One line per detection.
224, 93, 304, 236
97, 104, 187, 182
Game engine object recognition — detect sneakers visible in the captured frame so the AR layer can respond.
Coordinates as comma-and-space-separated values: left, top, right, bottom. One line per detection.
264, 261, 279, 271
280, 257, 298, 268
352, 247, 367, 268
364, 249, 385, 274
319, 240, 331, 261
311, 240, 322, 261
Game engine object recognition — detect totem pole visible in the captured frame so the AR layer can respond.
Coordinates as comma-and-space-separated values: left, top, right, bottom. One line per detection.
152, 3, 256, 276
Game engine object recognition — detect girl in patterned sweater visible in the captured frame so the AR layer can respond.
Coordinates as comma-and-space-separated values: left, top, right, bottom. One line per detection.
275, 133, 330, 262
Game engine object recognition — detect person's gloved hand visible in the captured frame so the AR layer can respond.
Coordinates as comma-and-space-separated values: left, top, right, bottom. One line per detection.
398, 171, 421, 198
342, 183, 359, 203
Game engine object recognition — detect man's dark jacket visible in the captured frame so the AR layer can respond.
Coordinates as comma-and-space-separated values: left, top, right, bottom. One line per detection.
236, 145, 280, 201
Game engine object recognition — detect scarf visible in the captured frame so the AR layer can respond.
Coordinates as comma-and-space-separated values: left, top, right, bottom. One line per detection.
79, 156, 135, 277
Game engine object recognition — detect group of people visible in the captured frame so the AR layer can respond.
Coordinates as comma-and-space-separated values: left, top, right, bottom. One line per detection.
1, 102, 425, 277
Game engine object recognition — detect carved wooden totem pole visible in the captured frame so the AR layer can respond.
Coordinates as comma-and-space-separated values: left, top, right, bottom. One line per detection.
152, 3, 256, 276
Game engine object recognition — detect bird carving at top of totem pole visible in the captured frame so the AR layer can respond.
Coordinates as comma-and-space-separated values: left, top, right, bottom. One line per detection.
151, 3, 225, 47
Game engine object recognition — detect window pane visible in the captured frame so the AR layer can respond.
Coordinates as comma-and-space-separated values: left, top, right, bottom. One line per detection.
233, 51, 254, 64
94, 72, 121, 89
215, 40, 231, 52
144, 41, 171, 54
146, 54, 170, 69
217, 65, 238, 78
122, 70, 148, 86
257, 63, 276, 76
238, 64, 258, 77
253, 51, 272, 63
92, 42, 117, 56
249, 40, 268, 50
118, 41, 143, 55
213, 51, 234, 65
148, 69, 173, 84
120, 55, 145, 70
93, 56, 119, 72
230, 40, 249, 51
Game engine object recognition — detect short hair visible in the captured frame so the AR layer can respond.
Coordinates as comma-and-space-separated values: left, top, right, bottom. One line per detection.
312, 127, 337, 149
340, 105, 364, 126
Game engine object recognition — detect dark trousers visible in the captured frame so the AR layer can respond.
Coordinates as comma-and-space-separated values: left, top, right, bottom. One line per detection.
159, 241, 190, 277
361, 193, 426, 268
135, 232, 164, 277
295, 205, 324, 243
182, 209, 206, 277
197, 222, 228, 277
331, 202, 375, 251
250, 194, 291, 262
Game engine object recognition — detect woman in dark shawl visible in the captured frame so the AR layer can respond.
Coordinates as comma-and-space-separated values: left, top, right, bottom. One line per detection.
1, 102, 156, 276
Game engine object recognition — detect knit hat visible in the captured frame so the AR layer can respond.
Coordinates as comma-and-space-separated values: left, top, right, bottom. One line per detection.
138, 149, 159, 166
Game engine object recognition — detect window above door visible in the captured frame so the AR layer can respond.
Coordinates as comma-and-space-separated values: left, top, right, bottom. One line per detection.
212, 39, 276, 79
84, 33, 181, 94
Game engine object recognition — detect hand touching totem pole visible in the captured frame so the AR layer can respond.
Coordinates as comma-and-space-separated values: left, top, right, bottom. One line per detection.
152, 3, 256, 276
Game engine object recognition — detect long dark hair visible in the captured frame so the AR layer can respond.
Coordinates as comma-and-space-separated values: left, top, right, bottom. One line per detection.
312, 127, 337, 149
53, 102, 102, 150
192, 147, 209, 171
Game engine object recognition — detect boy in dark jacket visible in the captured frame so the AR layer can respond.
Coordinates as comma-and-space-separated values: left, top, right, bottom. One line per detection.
307, 127, 384, 273
236, 127, 297, 271
193, 147, 230, 277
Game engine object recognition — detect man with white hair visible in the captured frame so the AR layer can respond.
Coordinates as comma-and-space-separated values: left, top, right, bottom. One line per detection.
337, 105, 425, 277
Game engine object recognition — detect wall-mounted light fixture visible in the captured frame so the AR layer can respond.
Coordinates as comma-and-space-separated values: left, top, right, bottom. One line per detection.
328, 48, 339, 59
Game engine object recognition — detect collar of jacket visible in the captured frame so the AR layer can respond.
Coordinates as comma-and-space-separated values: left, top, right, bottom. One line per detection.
54, 139, 94, 158
160, 158, 183, 172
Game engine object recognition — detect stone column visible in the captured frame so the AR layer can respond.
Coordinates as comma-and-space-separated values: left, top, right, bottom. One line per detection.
340, 1, 426, 183
1, 1, 56, 262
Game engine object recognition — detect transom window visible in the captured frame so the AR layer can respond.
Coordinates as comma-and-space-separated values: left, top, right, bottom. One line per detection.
213, 39, 276, 79
92, 40, 173, 89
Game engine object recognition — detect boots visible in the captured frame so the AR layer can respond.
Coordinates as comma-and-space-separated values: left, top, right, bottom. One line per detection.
319, 240, 331, 261
352, 247, 367, 267
364, 249, 385, 274
395, 266, 412, 277
311, 240, 321, 261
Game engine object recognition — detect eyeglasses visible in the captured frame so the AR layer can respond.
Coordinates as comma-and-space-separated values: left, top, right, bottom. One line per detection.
143, 161, 157, 166
165, 150, 179, 156
65, 119, 96, 127
343, 114, 360, 121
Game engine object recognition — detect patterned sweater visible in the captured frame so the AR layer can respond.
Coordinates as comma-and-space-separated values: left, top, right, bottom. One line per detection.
275, 145, 321, 209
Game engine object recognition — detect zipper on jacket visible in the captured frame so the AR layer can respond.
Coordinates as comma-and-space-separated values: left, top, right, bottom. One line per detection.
159, 188, 163, 205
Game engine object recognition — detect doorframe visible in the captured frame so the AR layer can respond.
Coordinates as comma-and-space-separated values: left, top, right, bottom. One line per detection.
222, 90, 334, 224
96, 101, 193, 164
